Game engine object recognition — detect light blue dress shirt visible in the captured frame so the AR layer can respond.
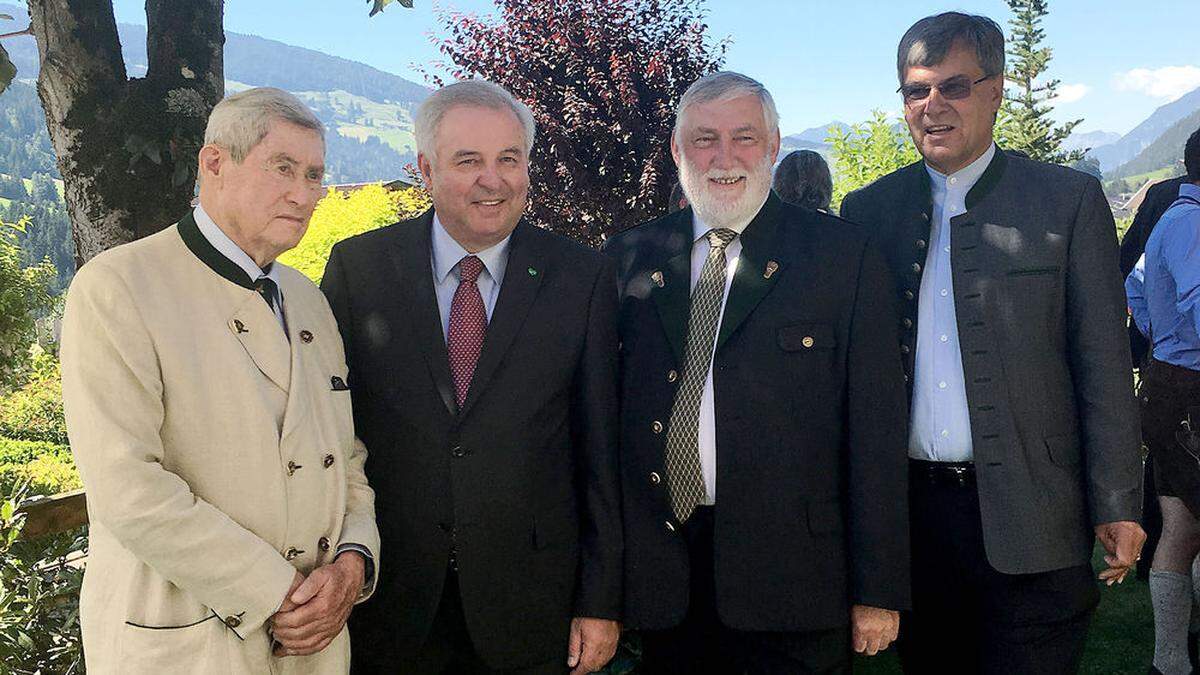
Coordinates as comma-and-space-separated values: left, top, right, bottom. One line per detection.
430, 214, 512, 340
1126, 182, 1200, 370
909, 143, 996, 462
193, 205, 286, 330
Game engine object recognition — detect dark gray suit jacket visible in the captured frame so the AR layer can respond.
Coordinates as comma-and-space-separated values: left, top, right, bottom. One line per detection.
841, 149, 1142, 575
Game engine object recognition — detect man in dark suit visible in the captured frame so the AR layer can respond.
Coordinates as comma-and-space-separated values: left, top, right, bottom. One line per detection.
840, 12, 1146, 674
607, 71, 911, 674
322, 80, 622, 674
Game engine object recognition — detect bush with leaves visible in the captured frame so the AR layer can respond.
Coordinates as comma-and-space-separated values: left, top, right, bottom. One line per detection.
0, 484, 86, 674
426, 0, 727, 245
0, 218, 56, 385
278, 184, 430, 284
0, 345, 66, 447
827, 111, 920, 211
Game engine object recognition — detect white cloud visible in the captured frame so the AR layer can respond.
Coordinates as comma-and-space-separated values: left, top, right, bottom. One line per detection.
1114, 66, 1200, 101
1052, 83, 1089, 104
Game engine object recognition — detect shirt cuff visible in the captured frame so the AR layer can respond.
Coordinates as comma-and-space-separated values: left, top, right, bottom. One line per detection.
336, 544, 375, 597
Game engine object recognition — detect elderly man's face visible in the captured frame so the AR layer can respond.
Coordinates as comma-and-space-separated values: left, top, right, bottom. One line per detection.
901, 41, 1002, 175
200, 119, 325, 266
419, 105, 530, 253
672, 93, 780, 228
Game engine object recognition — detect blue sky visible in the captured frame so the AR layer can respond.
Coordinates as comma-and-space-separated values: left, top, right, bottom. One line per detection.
110, 0, 1199, 137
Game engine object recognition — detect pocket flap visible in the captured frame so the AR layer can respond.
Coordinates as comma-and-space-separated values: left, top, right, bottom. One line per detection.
778, 323, 836, 352
1044, 431, 1081, 468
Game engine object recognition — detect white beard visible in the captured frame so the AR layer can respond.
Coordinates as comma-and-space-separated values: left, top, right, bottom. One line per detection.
678, 151, 774, 229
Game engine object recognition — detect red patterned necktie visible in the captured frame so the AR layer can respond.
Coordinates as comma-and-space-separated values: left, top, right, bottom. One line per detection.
447, 255, 487, 408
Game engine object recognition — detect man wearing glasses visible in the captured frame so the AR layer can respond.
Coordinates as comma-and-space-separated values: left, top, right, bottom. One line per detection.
841, 12, 1145, 674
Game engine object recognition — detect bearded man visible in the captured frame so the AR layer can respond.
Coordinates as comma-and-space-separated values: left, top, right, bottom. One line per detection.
604, 71, 911, 673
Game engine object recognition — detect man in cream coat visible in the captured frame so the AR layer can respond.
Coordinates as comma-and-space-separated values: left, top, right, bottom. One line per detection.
61, 87, 380, 674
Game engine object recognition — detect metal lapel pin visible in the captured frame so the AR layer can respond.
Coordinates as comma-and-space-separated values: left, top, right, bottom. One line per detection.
764, 261, 780, 279
651, 270, 665, 287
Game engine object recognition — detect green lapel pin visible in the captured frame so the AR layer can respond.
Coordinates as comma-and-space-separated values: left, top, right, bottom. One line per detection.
528, 266, 538, 277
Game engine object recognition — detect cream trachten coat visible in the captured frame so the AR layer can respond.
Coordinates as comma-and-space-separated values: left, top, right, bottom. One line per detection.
61, 218, 379, 674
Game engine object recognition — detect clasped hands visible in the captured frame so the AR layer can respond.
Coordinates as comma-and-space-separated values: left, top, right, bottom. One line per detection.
1095, 520, 1147, 586
270, 551, 365, 657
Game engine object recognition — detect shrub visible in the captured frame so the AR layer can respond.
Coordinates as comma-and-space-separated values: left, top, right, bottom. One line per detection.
278, 184, 429, 284
0, 218, 57, 383
0, 484, 85, 674
0, 439, 77, 497
0, 346, 65, 446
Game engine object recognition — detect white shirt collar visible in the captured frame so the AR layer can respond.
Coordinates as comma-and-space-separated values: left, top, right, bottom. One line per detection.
193, 204, 281, 286
430, 213, 512, 285
926, 142, 996, 194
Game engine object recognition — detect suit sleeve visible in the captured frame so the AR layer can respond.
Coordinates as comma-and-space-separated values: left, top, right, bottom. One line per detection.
1066, 178, 1143, 526
61, 261, 296, 635
320, 245, 382, 602
569, 256, 623, 619
846, 237, 911, 611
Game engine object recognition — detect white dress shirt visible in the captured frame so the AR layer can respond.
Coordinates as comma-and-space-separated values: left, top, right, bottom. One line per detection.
430, 214, 512, 340
689, 203, 761, 504
908, 143, 995, 462
193, 205, 286, 331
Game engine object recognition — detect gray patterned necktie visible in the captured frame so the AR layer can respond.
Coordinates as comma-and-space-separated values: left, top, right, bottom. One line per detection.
664, 227, 739, 523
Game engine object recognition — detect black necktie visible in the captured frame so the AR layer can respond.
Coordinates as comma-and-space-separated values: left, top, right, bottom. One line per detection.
254, 277, 278, 314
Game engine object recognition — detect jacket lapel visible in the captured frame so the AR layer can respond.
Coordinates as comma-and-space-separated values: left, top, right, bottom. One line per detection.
651, 210, 696, 366
228, 292, 291, 393
278, 277, 313, 442
459, 220, 543, 417
390, 211, 459, 417
715, 194, 786, 350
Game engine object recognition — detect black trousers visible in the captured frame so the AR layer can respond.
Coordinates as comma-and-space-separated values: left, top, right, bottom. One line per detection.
390, 568, 565, 675
639, 505, 851, 675
899, 460, 1099, 675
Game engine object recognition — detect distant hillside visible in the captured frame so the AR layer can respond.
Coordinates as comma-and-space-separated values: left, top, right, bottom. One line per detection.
1063, 130, 1120, 153
1088, 86, 1200, 171
0, 6, 425, 183
1111, 107, 1200, 179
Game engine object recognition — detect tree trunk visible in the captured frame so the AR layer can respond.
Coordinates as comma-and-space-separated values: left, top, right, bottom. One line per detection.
27, 0, 224, 266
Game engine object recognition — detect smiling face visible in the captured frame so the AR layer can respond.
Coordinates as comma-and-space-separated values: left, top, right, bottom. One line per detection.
198, 119, 326, 267
672, 93, 780, 228
901, 41, 1002, 175
419, 105, 530, 253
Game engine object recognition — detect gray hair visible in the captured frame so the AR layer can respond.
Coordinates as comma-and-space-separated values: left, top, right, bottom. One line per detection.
674, 71, 780, 143
204, 87, 324, 163
897, 12, 1005, 84
415, 79, 536, 162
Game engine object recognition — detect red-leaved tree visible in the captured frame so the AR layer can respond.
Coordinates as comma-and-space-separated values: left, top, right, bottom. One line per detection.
427, 0, 727, 245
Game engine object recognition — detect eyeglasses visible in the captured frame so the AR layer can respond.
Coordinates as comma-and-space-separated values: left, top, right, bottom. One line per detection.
898, 74, 994, 104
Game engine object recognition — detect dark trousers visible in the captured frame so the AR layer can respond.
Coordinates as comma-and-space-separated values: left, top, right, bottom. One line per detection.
640, 506, 851, 675
391, 568, 565, 675
899, 460, 1099, 675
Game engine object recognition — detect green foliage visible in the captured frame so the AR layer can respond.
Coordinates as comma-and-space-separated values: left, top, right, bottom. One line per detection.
1000, 0, 1083, 164
827, 111, 920, 210
369, 0, 413, 16
0, 346, 66, 446
0, 444, 78, 497
0, 484, 85, 674
277, 184, 429, 284
0, 218, 56, 384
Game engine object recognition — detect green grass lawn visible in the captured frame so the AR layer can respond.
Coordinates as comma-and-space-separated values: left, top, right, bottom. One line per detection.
853, 543, 1153, 674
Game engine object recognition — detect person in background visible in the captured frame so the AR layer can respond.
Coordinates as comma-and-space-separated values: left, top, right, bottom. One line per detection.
1126, 127, 1200, 675
772, 149, 834, 213
841, 12, 1144, 673
668, 180, 689, 214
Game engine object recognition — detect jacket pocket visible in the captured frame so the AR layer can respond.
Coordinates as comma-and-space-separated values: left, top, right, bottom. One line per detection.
118, 613, 222, 673
1006, 266, 1061, 277
1044, 431, 1081, 469
806, 499, 844, 537
778, 323, 836, 352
